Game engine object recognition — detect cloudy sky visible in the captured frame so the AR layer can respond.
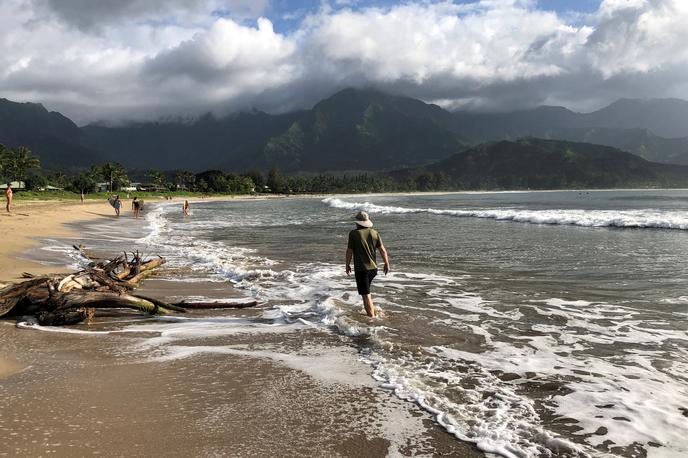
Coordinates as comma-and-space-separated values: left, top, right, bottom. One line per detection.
1, 0, 687, 124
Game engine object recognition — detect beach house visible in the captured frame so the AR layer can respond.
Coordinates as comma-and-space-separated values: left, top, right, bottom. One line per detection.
0, 181, 26, 190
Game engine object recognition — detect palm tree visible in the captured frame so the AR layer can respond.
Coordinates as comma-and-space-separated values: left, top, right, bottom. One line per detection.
14, 147, 41, 183
100, 162, 129, 192
173, 170, 184, 190
88, 164, 102, 180
173, 170, 196, 191
147, 170, 167, 191
0, 146, 41, 185
183, 171, 196, 191
48, 171, 69, 189
0, 144, 7, 180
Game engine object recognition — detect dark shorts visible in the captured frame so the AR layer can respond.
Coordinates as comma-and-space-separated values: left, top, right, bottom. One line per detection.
354, 269, 378, 295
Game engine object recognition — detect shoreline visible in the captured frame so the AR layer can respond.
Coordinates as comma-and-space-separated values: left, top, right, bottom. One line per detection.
0, 200, 111, 282
0, 194, 293, 283
3, 186, 685, 281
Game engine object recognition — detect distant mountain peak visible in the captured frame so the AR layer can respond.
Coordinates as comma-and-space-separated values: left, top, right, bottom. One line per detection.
0, 97, 48, 113
605, 97, 688, 109
529, 105, 575, 114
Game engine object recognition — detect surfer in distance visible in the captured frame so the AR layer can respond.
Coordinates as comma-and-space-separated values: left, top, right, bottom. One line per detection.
109, 195, 121, 216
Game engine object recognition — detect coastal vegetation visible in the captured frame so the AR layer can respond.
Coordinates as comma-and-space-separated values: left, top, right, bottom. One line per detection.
3, 137, 688, 200
0, 144, 41, 184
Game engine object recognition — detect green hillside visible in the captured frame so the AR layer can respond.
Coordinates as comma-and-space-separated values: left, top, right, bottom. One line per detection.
0, 98, 101, 170
4, 89, 688, 173
390, 138, 688, 190
260, 88, 465, 171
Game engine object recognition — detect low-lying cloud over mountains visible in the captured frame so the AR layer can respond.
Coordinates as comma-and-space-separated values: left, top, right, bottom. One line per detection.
2, 0, 688, 124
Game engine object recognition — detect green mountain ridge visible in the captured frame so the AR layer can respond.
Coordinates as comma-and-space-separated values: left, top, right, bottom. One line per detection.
0, 98, 102, 170
390, 138, 688, 190
3, 89, 688, 174
81, 110, 302, 172
258, 88, 464, 171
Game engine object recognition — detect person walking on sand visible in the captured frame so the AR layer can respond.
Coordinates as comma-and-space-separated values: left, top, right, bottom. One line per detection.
113, 195, 121, 216
5, 183, 13, 213
132, 196, 141, 219
183, 200, 190, 216
345, 211, 390, 318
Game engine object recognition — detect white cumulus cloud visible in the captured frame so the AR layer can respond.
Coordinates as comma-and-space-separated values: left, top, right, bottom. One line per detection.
0, 0, 687, 123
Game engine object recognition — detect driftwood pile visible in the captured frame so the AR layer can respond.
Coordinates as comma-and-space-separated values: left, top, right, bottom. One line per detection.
0, 245, 257, 326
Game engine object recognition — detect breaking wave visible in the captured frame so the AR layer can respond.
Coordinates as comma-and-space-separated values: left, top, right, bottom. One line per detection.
323, 197, 688, 230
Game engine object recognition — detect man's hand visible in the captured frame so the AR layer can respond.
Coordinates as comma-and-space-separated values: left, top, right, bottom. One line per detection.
345, 248, 353, 276
378, 244, 390, 276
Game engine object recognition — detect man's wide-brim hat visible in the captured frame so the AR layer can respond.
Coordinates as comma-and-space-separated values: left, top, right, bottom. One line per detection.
354, 211, 373, 227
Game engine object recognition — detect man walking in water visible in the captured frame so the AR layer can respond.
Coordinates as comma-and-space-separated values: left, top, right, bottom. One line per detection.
5, 183, 12, 213
345, 211, 390, 317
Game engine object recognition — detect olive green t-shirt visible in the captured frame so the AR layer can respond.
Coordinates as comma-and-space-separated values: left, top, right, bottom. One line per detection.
347, 227, 382, 272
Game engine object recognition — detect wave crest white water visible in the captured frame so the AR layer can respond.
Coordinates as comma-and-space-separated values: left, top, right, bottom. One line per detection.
323, 197, 688, 230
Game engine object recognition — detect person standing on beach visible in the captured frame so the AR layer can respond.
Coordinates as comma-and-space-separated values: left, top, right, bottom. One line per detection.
345, 211, 390, 318
132, 196, 141, 219
183, 200, 190, 216
5, 183, 12, 213
113, 195, 121, 216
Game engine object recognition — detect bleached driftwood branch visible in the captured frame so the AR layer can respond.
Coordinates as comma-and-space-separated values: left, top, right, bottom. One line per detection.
0, 246, 257, 326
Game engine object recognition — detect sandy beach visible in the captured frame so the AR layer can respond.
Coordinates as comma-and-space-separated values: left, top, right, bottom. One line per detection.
0, 195, 285, 282
0, 200, 113, 282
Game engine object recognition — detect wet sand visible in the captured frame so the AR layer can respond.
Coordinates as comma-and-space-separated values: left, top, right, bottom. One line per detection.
0, 352, 26, 379
0, 311, 483, 457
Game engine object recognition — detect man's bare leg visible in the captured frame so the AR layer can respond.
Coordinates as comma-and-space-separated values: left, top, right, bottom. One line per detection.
362, 294, 376, 317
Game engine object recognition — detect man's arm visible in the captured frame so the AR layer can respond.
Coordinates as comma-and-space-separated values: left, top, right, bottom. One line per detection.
345, 248, 353, 276
378, 243, 390, 275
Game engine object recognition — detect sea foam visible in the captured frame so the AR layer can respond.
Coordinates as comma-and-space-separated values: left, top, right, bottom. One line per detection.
323, 197, 688, 229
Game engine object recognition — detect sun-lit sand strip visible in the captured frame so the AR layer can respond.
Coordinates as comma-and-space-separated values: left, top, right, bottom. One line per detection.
0, 194, 301, 283
0, 200, 115, 282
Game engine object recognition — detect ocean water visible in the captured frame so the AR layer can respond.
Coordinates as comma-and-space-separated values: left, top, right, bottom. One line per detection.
32, 191, 688, 457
